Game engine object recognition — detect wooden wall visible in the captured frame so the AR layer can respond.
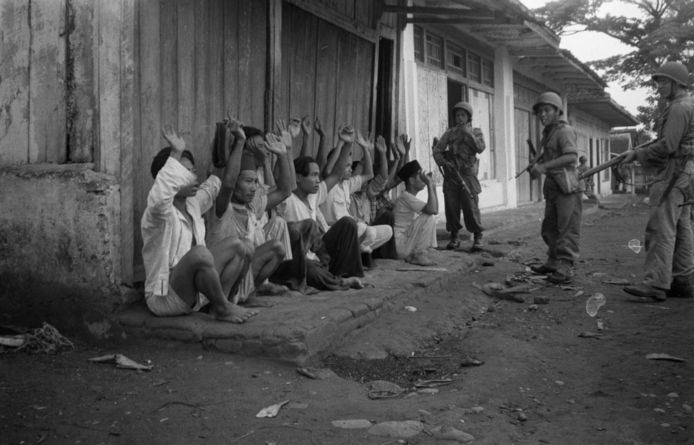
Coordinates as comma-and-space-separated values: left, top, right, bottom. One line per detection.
278, 2, 375, 156
416, 66, 448, 175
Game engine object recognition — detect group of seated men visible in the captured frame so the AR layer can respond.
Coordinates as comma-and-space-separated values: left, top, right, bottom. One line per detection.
140, 116, 440, 323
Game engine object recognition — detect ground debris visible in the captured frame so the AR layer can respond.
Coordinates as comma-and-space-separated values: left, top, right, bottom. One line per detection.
256, 400, 289, 418
89, 354, 153, 371
368, 420, 423, 438
6, 323, 75, 354
428, 425, 474, 442
367, 380, 406, 399
646, 353, 686, 362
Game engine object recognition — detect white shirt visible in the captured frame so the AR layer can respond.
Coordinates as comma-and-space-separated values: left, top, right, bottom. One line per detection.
281, 181, 330, 232
393, 190, 426, 238
321, 175, 363, 225
141, 157, 220, 297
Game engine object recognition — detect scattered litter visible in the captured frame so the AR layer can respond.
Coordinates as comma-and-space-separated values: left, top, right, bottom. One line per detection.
586, 293, 606, 317
414, 378, 454, 388
460, 357, 484, 367
368, 420, 423, 438
574, 290, 585, 298
667, 392, 679, 398
331, 419, 373, 429
646, 353, 686, 362
578, 331, 603, 339
481, 261, 495, 267
11, 323, 74, 354
418, 388, 439, 395
462, 406, 485, 414
255, 400, 289, 418
367, 380, 405, 399
472, 282, 528, 303
404, 306, 417, 312
296, 367, 335, 380
429, 425, 474, 442
528, 304, 538, 311
683, 403, 693, 413
89, 354, 153, 371
533, 296, 549, 305
396, 267, 449, 272
627, 239, 642, 254
602, 278, 630, 285
0, 335, 25, 348
596, 319, 605, 331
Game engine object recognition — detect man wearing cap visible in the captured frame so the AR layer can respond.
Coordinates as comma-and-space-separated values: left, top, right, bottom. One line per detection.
433, 101, 486, 251
140, 125, 258, 323
206, 124, 293, 303
392, 160, 439, 265
529, 91, 582, 284
620, 61, 694, 301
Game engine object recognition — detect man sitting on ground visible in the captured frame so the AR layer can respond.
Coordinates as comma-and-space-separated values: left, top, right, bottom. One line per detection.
141, 125, 258, 323
206, 121, 293, 302
392, 160, 439, 266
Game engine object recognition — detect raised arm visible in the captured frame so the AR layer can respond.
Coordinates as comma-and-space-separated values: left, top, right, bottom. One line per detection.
324, 126, 354, 191
214, 119, 245, 218
314, 118, 329, 171
264, 133, 292, 210
373, 135, 387, 180
276, 119, 297, 189
355, 130, 375, 182
384, 140, 402, 190
300, 115, 313, 158
421, 171, 439, 215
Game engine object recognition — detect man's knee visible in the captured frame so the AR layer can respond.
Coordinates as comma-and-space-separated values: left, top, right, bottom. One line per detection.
221, 237, 254, 260
268, 239, 286, 258
187, 245, 216, 267
335, 216, 358, 231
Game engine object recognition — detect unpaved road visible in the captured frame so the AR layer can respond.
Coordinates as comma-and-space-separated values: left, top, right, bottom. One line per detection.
2, 199, 693, 444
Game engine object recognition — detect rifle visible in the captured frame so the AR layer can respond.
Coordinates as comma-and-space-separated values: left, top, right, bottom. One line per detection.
438, 162, 474, 200
577, 140, 656, 180
515, 139, 543, 179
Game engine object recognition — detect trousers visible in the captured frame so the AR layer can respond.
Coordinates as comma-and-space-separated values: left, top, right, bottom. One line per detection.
443, 177, 483, 235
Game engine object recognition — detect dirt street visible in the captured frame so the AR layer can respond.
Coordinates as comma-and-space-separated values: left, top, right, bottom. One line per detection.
2, 198, 694, 445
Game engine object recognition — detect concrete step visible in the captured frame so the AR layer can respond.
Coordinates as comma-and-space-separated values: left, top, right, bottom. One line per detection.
117, 251, 477, 365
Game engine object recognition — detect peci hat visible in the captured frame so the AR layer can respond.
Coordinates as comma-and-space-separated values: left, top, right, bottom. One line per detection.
397, 160, 422, 182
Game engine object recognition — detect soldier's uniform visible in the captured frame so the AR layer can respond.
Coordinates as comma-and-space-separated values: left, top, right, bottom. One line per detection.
433, 106, 485, 249
539, 119, 582, 276
632, 91, 694, 294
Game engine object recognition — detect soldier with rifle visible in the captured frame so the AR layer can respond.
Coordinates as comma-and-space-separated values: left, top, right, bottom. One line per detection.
525, 91, 583, 284
433, 101, 486, 251
620, 61, 694, 301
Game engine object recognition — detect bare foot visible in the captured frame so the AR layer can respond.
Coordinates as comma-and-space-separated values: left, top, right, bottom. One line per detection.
342, 277, 364, 289
256, 282, 289, 296
212, 303, 258, 323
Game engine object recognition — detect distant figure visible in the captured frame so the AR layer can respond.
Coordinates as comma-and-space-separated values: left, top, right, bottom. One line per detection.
577, 155, 600, 204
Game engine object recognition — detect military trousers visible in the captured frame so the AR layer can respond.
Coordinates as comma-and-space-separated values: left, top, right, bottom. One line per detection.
443, 177, 483, 236
643, 176, 694, 289
541, 187, 582, 269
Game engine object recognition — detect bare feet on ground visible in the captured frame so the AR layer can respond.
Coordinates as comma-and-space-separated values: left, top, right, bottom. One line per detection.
341, 277, 364, 289
212, 303, 258, 323
406, 252, 436, 267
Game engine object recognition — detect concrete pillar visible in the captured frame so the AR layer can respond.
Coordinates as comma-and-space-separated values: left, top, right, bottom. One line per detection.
493, 46, 517, 209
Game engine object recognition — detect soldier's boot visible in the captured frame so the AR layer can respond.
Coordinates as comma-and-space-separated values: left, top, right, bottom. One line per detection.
666, 276, 694, 299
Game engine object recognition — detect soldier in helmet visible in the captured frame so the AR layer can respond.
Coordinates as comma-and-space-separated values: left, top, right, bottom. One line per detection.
620, 61, 694, 301
433, 101, 486, 251
529, 91, 583, 284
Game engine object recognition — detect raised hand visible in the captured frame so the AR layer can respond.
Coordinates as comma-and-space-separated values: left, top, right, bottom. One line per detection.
288, 118, 301, 138
356, 129, 370, 148
432, 137, 439, 149
375, 135, 387, 154
265, 133, 287, 155
228, 118, 245, 141
162, 125, 186, 154
400, 134, 412, 154
275, 119, 293, 149
339, 125, 355, 143
395, 135, 406, 156
314, 118, 325, 137
421, 170, 434, 185
301, 116, 312, 135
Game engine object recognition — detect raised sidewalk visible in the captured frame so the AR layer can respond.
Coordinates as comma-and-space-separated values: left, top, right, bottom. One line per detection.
117, 195, 625, 364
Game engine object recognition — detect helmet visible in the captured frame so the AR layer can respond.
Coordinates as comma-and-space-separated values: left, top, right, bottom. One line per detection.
533, 92, 563, 114
652, 61, 691, 88
452, 101, 473, 119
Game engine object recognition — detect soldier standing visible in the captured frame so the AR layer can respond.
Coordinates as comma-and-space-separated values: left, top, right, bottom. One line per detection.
433, 101, 486, 251
529, 92, 583, 284
621, 61, 694, 301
